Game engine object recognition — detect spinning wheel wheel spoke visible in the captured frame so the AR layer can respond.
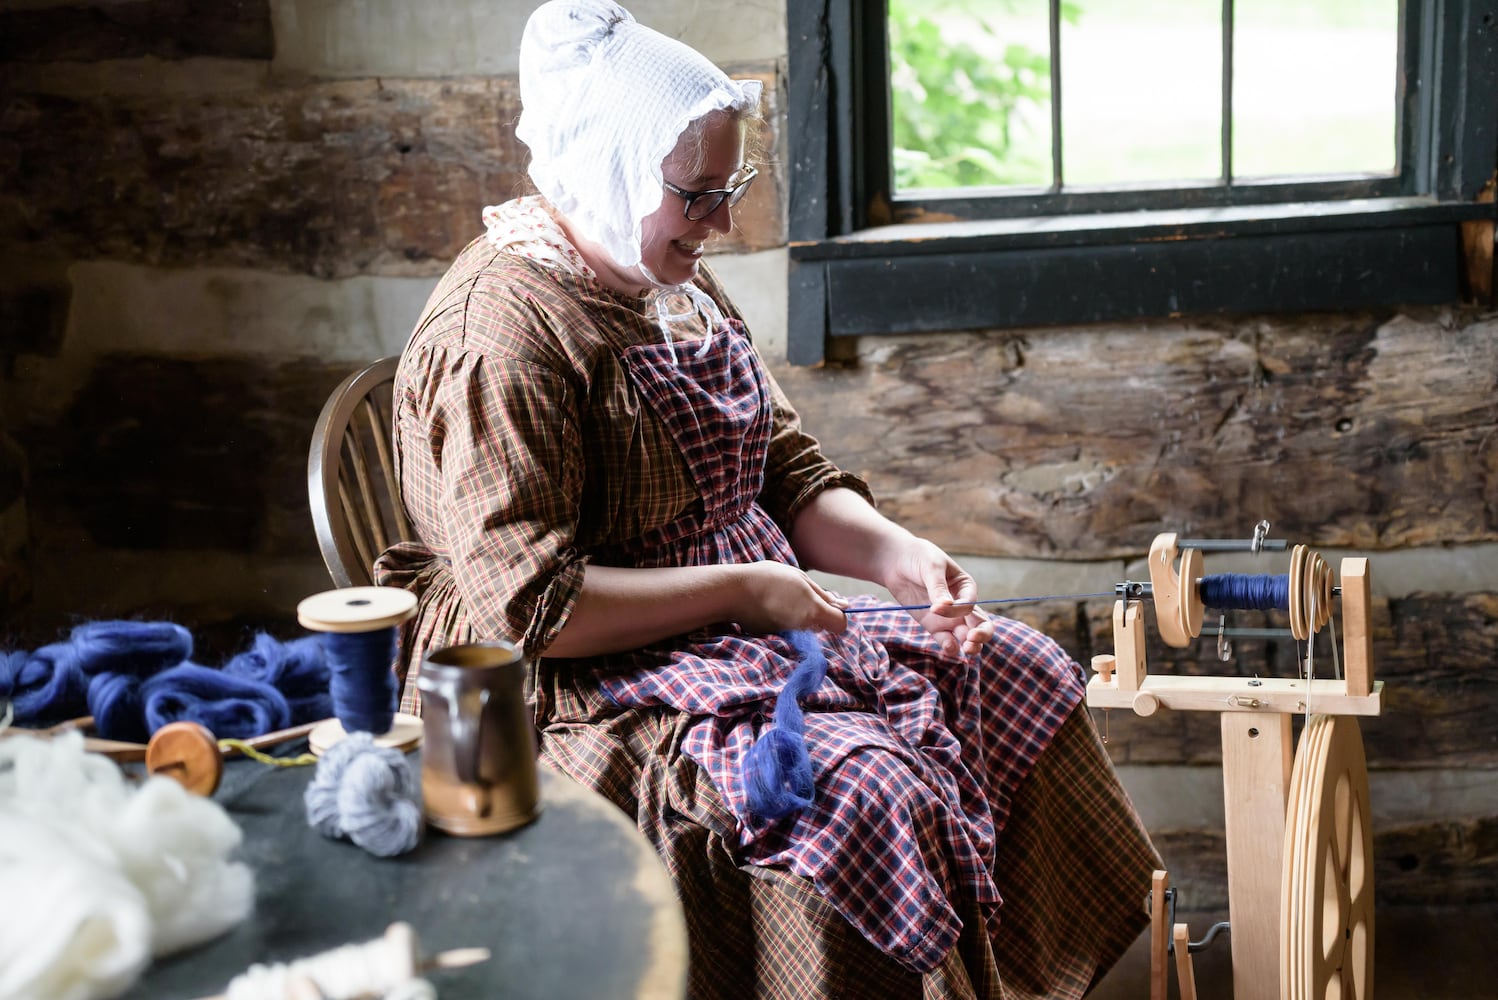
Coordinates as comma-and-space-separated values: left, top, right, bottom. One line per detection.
1282, 714, 1375, 1000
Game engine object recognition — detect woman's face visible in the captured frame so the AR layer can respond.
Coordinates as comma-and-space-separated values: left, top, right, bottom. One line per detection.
637, 112, 746, 287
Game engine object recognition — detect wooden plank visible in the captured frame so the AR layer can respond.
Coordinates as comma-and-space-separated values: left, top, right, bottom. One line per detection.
0, 70, 784, 277
0, 0, 272, 63
1152, 815, 1498, 911
773, 310, 1498, 558
1086, 675, 1383, 717
1220, 713, 1292, 1000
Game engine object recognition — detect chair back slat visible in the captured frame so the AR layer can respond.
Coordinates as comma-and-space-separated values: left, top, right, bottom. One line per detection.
309, 357, 414, 588
362, 393, 413, 542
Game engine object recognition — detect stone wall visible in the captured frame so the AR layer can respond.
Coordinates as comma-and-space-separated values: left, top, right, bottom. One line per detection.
2, 0, 1495, 914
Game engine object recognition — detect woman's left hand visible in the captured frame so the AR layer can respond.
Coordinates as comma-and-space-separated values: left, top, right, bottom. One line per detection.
882, 536, 996, 657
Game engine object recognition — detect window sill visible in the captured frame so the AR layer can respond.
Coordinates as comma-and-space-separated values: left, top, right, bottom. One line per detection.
788, 196, 1494, 260
785, 197, 1495, 364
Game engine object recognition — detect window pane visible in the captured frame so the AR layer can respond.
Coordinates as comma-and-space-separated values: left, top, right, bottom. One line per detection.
888, 0, 1053, 192
1061, 0, 1222, 186
1233, 2, 1398, 178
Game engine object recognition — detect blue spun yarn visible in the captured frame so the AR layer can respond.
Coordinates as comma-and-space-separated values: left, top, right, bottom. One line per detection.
304, 730, 422, 857
322, 629, 398, 735
1198, 573, 1290, 612
743, 629, 829, 821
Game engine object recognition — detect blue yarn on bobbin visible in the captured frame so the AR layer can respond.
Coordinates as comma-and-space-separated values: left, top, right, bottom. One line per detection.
742, 629, 829, 821
1198, 573, 1290, 612
321, 629, 398, 735
304, 730, 422, 857
224, 633, 333, 725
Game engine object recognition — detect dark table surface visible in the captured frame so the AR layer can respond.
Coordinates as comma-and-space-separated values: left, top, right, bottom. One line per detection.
122, 748, 687, 1000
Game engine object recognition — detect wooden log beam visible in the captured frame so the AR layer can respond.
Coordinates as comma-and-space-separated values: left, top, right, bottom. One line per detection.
774, 311, 1498, 559
0, 70, 783, 277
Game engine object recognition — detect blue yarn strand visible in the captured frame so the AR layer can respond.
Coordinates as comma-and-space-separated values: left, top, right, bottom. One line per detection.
321, 629, 398, 736
742, 629, 829, 821
1197, 573, 1290, 612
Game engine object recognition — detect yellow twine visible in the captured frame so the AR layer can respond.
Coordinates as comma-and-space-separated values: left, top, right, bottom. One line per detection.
218, 739, 317, 768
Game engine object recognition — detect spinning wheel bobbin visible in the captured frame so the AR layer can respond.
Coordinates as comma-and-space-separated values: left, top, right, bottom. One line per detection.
1281, 714, 1374, 1000
1151, 536, 1334, 647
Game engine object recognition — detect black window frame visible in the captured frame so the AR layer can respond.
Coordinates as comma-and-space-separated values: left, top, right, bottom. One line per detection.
786, 0, 1498, 365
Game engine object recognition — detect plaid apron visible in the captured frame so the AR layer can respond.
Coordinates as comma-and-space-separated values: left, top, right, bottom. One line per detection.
591, 321, 1085, 973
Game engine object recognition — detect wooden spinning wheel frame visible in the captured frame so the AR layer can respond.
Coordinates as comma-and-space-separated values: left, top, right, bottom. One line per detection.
1087, 531, 1383, 1000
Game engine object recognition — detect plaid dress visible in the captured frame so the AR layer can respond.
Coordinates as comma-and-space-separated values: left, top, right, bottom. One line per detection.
377, 230, 1162, 998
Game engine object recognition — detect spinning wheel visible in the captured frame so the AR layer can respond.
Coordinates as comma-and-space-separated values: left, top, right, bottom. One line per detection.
1281, 714, 1374, 1000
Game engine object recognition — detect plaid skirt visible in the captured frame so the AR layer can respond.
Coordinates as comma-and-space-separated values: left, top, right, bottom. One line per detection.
378, 555, 1161, 999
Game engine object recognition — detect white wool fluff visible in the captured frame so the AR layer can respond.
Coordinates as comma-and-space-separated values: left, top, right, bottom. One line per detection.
0, 731, 254, 1000
516, 0, 763, 271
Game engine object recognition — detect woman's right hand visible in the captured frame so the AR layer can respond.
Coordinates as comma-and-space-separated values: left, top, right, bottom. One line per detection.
733, 560, 848, 635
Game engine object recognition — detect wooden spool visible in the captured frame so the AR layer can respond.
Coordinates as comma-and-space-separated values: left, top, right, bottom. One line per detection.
1280, 714, 1375, 1000
296, 586, 422, 756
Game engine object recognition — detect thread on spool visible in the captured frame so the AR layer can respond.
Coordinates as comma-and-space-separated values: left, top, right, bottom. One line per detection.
321, 630, 399, 736
304, 731, 422, 857
742, 629, 829, 820
1197, 573, 1290, 612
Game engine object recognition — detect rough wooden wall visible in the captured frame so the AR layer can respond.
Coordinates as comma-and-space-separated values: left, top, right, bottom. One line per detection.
1, 0, 1495, 913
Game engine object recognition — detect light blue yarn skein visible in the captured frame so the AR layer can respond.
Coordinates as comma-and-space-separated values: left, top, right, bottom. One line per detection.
304, 731, 423, 858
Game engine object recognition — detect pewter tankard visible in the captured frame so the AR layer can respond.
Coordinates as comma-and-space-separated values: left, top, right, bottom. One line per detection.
415, 641, 541, 836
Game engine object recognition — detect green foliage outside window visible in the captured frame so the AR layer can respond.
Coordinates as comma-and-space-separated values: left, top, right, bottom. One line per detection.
889, 1, 1072, 191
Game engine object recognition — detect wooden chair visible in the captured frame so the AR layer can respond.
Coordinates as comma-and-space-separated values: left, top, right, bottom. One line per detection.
308, 356, 413, 587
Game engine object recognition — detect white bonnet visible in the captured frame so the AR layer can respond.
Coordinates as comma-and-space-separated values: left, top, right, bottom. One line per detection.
516, 0, 764, 271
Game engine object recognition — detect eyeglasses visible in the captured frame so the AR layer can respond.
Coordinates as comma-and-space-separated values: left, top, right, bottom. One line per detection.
662, 165, 759, 221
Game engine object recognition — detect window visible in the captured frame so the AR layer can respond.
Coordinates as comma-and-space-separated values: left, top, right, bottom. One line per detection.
785, 0, 1497, 365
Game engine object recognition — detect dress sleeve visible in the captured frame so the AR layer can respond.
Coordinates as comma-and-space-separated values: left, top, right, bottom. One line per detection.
758, 364, 875, 529
420, 347, 589, 655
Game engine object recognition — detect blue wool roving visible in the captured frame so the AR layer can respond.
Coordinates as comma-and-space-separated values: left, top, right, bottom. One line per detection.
224, 633, 333, 726
304, 731, 423, 857
3, 643, 89, 723
6, 617, 395, 743
140, 664, 292, 740
742, 629, 830, 821
71, 620, 193, 677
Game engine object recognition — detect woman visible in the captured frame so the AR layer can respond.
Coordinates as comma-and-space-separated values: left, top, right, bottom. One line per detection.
376, 2, 1162, 997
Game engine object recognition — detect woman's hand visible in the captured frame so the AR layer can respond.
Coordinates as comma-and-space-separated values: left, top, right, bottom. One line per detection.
733, 561, 849, 636
881, 536, 995, 658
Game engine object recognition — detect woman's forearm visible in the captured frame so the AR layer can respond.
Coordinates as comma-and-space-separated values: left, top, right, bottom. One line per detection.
787, 487, 915, 586
542, 563, 744, 658
543, 557, 850, 659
